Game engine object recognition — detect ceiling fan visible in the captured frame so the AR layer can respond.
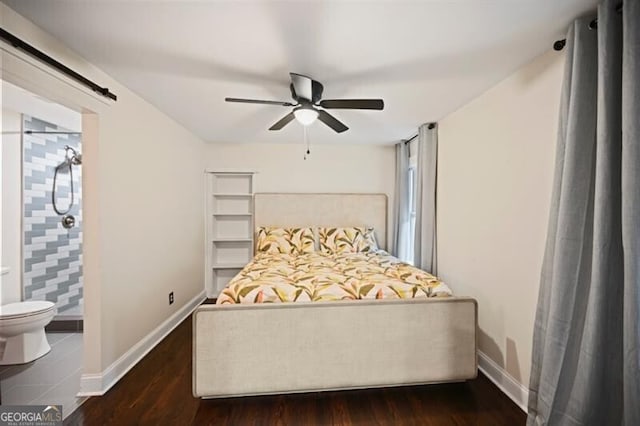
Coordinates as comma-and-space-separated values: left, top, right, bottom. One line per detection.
225, 73, 384, 133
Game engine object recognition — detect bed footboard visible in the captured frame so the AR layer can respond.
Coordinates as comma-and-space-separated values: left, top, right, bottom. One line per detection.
193, 297, 477, 398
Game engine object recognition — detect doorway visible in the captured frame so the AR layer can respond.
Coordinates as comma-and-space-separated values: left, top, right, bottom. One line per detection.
1, 80, 87, 417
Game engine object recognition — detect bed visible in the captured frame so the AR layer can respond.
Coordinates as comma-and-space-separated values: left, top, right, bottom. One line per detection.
193, 193, 477, 398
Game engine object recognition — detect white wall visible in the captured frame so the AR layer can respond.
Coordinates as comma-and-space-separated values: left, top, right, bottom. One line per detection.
2, 81, 81, 131
1, 108, 22, 304
1, 3, 206, 378
437, 50, 564, 388
205, 143, 396, 246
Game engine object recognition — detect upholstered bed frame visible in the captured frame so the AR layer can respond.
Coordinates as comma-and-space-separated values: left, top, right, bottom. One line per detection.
192, 193, 477, 398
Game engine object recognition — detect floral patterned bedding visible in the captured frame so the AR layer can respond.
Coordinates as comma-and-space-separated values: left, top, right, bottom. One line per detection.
217, 251, 452, 304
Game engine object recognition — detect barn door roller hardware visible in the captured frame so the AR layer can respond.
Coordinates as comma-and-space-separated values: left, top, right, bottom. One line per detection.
0, 27, 117, 101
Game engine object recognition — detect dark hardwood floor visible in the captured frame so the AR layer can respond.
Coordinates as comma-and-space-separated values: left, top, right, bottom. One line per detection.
66, 314, 526, 426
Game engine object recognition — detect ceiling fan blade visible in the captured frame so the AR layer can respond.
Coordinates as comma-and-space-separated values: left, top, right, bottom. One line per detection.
269, 112, 296, 131
289, 73, 313, 101
317, 110, 349, 133
226, 97, 295, 107
318, 99, 384, 110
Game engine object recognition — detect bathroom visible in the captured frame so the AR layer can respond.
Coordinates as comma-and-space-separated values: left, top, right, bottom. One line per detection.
1, 80, 85, 414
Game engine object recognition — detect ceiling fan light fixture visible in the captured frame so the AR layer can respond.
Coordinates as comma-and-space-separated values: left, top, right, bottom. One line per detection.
226, 72, 383, 133
293, 107, 319, 126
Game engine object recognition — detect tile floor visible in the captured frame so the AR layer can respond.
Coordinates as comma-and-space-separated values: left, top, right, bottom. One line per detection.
0, 333, 85, 419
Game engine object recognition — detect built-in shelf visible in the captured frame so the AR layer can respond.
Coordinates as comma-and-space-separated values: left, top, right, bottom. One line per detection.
206, 171, 255, 298
212, 263, 247, 269
211, 237, 252, 242
213, 193, 253, 198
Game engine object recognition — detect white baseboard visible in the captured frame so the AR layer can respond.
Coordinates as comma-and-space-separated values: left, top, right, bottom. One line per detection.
79, 290, 206, 396
477, 350, 529, 412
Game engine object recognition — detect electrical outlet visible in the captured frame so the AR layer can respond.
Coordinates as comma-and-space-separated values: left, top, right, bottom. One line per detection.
169, 292, 174, 305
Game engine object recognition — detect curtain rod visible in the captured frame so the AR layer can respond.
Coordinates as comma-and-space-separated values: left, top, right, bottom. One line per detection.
404, 134, 418, 144
24, 131, 81, 135
553, 2, 623, 51
0, 28, 117, 101
404, 123, 436, 144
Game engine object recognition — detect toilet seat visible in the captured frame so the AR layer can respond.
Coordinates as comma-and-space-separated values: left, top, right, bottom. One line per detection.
0, 301, 56, 320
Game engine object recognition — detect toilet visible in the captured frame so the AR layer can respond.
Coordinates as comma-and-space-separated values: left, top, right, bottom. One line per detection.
0, 301, 56, 365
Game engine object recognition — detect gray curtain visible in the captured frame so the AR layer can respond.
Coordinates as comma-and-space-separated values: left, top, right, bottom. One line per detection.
414, 123, 438, 273
528, 1, 640, 425
392, 141, 411, 261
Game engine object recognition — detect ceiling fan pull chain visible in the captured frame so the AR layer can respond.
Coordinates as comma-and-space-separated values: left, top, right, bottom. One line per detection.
303, 126, 310, 160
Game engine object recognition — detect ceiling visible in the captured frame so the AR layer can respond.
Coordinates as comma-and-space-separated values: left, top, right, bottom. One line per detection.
4, 0, 597, 145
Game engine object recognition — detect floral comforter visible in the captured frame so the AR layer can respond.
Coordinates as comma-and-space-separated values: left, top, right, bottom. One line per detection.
217, 251, 452, 304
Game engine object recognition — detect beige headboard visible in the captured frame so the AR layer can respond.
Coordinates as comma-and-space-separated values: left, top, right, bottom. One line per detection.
254, 193, 388, 250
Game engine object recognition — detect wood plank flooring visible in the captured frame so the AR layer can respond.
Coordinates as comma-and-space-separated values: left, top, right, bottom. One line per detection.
66, 314, 526, 425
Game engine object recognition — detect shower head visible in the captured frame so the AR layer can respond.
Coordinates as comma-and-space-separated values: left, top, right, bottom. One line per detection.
55, 146, 82, 171
64, 145, 82, 165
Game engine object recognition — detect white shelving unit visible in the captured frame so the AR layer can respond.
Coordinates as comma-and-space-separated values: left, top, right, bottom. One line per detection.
205, 171, 255, 298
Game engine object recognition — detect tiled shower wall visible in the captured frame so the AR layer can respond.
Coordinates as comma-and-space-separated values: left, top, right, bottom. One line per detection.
23, 115, 83, 316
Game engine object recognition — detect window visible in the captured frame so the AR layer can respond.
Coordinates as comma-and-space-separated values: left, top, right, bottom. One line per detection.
407, 166, 417, 265
406, 141, 418, 265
